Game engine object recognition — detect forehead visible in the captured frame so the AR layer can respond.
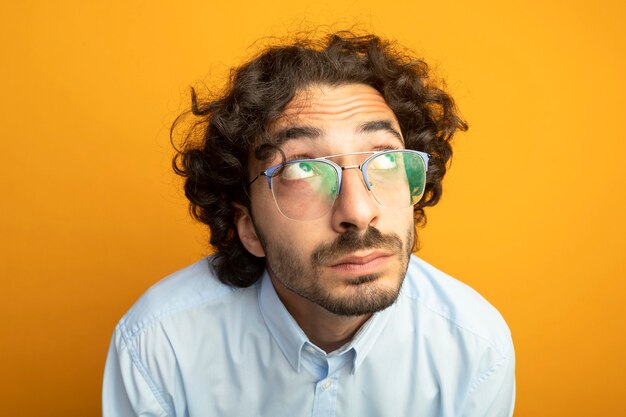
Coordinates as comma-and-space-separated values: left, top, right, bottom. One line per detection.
275, 83, 396, 125
267, 84, 402, 150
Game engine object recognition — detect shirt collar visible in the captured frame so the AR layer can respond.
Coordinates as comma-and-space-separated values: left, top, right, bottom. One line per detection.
348, 300, 394, 373
257, 269, 396, 374
258, 271, 308, 372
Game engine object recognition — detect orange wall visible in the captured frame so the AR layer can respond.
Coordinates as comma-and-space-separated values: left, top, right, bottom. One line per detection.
2, 1, 625, 415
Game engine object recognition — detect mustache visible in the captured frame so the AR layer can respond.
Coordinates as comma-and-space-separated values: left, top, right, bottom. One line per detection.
311, 226, 404, 266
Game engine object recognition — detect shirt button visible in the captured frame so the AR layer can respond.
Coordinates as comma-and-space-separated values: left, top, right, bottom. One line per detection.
321, 379, 332, 390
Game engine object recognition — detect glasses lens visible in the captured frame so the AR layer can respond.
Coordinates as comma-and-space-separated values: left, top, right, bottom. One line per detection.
365, 151, 426, 208
270, 160, 338, 220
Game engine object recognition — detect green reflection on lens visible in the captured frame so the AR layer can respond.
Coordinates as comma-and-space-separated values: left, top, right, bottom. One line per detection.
403, 152, 425, 204
316, 162, 338, 201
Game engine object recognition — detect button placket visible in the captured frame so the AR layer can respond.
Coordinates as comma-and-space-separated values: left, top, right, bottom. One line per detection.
321, 379, 332, 390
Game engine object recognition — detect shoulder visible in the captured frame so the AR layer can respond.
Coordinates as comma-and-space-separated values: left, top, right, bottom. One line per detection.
104, 257, 262, 416
115, 256, 256, 343
401, 255, 513, 358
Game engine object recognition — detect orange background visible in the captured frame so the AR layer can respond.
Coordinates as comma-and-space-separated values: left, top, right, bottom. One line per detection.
2, 1, 625, 415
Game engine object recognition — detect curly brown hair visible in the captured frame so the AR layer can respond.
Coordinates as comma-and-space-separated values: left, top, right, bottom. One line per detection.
171, 31, 467, 288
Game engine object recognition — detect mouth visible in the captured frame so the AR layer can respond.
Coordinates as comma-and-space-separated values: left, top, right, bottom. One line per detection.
328, 251, 394, 275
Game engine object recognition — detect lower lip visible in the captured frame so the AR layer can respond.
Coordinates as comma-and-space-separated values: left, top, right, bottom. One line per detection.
329, 255, 393, 275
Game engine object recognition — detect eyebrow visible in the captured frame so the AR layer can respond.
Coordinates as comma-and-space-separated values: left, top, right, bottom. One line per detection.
358, 120, 403, 142
270, 119, 403, 146
272, 126, 324, 144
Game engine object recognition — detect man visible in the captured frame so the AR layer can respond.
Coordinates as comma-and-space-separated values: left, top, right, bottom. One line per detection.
103, 32, 515, 416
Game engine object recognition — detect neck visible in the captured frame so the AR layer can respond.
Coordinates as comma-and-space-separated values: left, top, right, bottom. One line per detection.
270, 276, 371, 353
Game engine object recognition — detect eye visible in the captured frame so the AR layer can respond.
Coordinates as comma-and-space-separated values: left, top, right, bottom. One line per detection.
369, 153, 398, 170
281, 161, 318, 180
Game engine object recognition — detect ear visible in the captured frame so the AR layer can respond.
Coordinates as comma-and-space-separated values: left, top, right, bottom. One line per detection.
233, 203, 266, 257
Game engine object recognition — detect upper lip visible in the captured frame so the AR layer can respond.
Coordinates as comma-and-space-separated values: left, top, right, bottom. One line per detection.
330, 251, 393, 266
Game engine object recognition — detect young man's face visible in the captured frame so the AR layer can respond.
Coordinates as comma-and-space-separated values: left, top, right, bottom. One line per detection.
239, 83, 416, 317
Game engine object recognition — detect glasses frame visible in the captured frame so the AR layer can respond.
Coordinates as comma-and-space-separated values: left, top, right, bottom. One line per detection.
249, 149, 430, 219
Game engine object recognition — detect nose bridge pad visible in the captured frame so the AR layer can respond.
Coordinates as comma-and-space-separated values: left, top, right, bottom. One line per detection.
339, 165, 371, 193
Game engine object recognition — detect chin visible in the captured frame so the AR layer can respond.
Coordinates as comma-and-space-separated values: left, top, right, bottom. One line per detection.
319, 275, 404, 317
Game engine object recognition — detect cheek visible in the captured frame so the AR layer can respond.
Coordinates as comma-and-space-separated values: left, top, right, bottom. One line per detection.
250, 181, 331, 250
381, 206, 414, 228
381, 207, 416, 251
253, 211, 328, 261
249, 184, 284, 229
269, 223, 324, 255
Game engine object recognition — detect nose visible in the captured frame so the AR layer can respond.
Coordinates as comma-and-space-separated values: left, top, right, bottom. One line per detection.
330, 167, 380, 233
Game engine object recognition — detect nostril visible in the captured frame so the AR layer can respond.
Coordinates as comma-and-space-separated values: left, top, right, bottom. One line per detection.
339, 221, 359, 231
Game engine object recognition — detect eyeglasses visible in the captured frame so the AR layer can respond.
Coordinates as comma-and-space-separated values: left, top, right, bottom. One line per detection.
249, 149, 429, 221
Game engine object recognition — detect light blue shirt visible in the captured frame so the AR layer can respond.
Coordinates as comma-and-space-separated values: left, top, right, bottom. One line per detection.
103, 255, 515, 416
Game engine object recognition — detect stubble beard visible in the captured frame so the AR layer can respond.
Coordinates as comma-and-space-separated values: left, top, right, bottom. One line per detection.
259, 225, 416, 317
